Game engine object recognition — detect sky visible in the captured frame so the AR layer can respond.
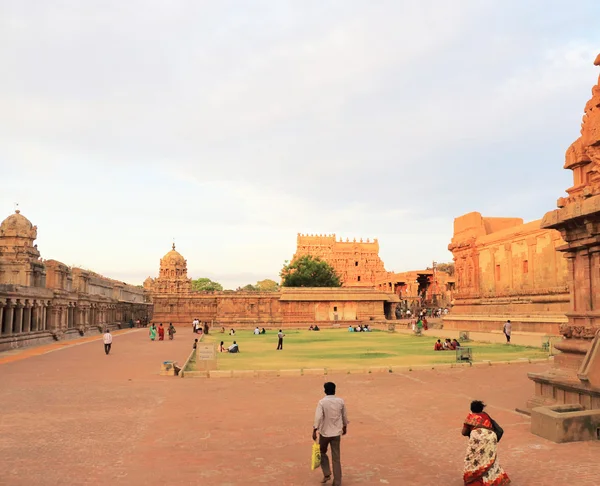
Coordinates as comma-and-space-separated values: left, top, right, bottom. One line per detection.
1, 1, 599, 289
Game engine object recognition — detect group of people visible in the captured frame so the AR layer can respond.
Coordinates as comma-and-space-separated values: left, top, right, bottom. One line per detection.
312, 383, 509, 486
253, 327, 267, 335
347, 324, 370, 332
308, 325, 320, 331
148, 323, 176, 341
192, 318, 209, 334
433, 338, 461, 351
219, 340, 239, 353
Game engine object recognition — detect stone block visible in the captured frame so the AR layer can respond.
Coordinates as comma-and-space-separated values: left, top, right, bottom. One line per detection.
256, 369, 279, 378
348, 368, 366, 374
368, 366, 391, 374
181, 371, 208, 378
531, 404, 600, 443
326, 368, 350, 375
232, 370, 256, 378
302, 368, 325, 376
278, 369, 302, 377
209, 370, 233, 378
390, 365, 411, 373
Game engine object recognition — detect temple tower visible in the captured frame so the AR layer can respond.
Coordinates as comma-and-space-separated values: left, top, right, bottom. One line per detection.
145, 243, 192, 294
528, 55, 600, 412
0, 210, 46, 287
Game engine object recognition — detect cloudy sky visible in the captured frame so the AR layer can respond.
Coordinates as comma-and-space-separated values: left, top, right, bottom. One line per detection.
1, 1, 599, 289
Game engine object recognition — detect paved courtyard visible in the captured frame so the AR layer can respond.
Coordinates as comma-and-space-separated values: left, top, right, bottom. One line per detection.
1, 330, 599, 485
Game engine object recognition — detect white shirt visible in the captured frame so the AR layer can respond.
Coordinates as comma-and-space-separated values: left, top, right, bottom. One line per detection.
314, 395, 348, 438
254, 328, 260, 335
103, 333, 113, 344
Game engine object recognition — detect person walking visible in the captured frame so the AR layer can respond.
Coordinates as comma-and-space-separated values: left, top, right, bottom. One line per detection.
168, 323, 176, 340
312, 382, 348, 486
103, 329, 113, 355
276, 329, 285, 350
503, 320, 512, 344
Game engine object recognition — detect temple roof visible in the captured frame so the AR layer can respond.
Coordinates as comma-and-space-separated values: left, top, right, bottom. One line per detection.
0, 210, 37, 239
161, 243, 186, 266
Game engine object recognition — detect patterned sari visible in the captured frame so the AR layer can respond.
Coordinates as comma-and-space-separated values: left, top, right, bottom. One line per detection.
463, 413, 510, 485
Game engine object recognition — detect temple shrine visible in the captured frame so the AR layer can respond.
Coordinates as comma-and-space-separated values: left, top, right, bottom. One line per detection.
292, 233, 388, 287
526, 54, 600, 417
0, 210, 151, 352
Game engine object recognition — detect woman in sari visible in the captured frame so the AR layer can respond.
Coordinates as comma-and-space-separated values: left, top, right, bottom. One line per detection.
149, 324, 157, 341
462, 400, 510, 485
158, 323, 165, 341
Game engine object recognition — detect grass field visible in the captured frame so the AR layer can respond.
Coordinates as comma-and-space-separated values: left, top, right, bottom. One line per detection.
202, 329, 549, 371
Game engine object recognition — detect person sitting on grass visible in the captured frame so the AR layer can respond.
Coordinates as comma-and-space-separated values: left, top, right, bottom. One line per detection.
193, 338, 198, 350
254, 326, 260, 335
449, 339, 457, 350
442, 338, 452, 350
261, 328, 266, 334
348, 325, 354, 332
313, 325, 320, 331
434, 339, 443, 351
230, 329, 235, 336
355, 325, 362, 332
309, 325, 314, 331
220, 327, 225, 333
364, 324, 370, 332
227, 341, 239, 353
453, 339, 461, 349
219, 341, 225, 352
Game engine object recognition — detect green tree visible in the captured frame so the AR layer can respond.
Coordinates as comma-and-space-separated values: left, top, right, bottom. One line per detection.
280, 255, 342, 287
239, 284, 258, 291
191, 277, 223, 292
256, 279, 279, 291
436, 262, 455, 276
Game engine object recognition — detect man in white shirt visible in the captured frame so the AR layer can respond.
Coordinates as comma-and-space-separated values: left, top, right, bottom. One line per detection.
103, 329, 113, 355
312, 382, 348, 486
277, 329, 285, 350
254, 327, 260, 335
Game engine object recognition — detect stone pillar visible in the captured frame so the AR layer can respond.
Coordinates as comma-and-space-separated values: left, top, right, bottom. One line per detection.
31, 304, 38, 332
67, 305, 73, 329
14, 302, 24, 334
3, 301, 14, 335
42, 303, 48, 331
23, 302, 31, 333
0, 301, 4, 336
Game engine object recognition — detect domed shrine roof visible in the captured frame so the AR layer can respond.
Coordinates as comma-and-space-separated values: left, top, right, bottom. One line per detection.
0, 210, 37, 239
161, 243, 186, 266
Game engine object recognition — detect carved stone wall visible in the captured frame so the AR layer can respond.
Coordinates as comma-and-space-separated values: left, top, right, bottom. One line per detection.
446, 211, 569, 334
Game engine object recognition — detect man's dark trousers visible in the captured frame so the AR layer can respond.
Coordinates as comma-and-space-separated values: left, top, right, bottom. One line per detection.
104, 343, 111, 355
277, 338, 283, 350
319, 435, 341, 485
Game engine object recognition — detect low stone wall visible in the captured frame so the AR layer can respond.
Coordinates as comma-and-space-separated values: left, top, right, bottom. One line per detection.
442, 314, 566, 335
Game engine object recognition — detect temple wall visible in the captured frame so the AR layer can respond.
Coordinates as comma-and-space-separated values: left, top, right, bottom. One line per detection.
150, 288, 393, 328
446, 212, 569, 334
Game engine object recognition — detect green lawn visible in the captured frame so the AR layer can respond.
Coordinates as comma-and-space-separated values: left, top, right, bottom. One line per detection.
203, 329, 548, 371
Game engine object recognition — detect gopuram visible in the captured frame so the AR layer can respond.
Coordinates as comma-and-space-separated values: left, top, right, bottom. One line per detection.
146, 244, 400, 327
0, 210, 151, 352
446, 212, 569, 334
527, 54, 600, 421
292, 233, 388, 286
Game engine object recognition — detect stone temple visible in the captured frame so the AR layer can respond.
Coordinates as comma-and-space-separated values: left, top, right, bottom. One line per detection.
0, 210, 150, 352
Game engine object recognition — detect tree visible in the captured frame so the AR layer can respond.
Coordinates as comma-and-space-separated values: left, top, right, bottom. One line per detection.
191, 277, 223, 292
280, 255, 342, 287
256, 279, 279, 291
240, 284, 258, 291
436, 262, 455, 276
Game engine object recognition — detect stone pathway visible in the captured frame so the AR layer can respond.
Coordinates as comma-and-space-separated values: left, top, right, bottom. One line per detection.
0, 330, 598, 485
